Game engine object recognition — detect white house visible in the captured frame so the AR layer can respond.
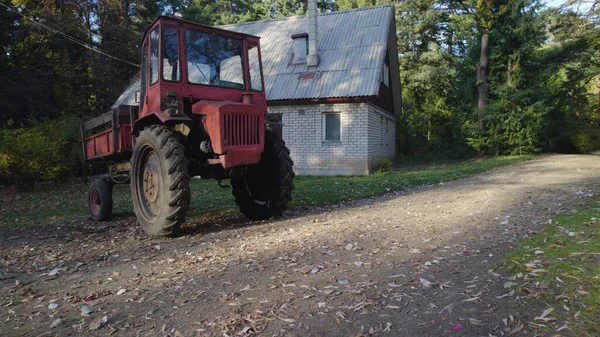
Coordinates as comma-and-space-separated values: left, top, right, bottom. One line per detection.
113, 4, 401, 176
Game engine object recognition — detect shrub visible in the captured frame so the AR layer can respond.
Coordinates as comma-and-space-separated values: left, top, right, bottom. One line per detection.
552, 129, 600, 154
572, 129, 600, 154
375, 158, 393, 174
0, 117, 79, 190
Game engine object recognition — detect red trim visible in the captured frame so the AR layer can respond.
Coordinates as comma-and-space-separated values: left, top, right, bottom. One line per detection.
268, 97, 367, 105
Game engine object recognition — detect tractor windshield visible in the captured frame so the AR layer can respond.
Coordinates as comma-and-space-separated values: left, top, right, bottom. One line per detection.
185, 29, 244, 89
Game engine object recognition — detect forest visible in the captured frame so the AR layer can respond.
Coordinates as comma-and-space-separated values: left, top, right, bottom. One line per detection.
0, 0, 599, 185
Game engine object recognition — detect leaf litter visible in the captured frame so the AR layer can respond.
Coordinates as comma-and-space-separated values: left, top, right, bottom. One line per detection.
0, 155, 598, 336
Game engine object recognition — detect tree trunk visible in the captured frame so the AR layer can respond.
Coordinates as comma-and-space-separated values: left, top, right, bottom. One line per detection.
476, 30, 490, 131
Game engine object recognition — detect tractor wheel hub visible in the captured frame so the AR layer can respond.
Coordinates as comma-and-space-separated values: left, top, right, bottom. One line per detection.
143, 168, 159, 203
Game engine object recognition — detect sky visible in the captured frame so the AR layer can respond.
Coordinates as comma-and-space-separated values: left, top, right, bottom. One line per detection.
543, 0, 595, 12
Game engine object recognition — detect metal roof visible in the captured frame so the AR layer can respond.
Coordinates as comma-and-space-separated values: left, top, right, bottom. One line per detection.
222, 4, 393, 101
112, 72, 140, 109
112, 4, 393, 107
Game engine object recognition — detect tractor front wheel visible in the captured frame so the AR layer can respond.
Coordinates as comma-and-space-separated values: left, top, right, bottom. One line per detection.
130, 125, 190, 237
88, 177, 113, 221
232, 131, 295, 220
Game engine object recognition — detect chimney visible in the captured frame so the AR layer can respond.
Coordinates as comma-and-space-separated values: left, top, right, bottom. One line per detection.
306, 0, 319, 67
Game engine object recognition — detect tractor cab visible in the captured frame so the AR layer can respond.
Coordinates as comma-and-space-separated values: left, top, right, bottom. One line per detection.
138, 16, 267, 121
137, 16, 268, 169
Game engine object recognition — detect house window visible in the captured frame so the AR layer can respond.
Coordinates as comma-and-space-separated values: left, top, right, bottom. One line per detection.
381, 62, 389, 87
323, 112, 341, 142
291, 33, 308, 64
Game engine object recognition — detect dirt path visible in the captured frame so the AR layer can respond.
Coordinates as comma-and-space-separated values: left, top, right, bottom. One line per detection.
1, 154, 599, 337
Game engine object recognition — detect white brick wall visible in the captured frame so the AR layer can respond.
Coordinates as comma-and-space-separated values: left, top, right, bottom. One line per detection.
267, 102, 395, 175
367, 104, 396, 170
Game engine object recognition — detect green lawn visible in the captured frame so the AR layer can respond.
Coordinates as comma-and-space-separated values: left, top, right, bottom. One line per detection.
498, 198, 600, 335
0, 155, 533, 226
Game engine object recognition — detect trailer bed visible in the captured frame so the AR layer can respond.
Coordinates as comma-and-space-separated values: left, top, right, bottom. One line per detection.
81, 105, 138, 161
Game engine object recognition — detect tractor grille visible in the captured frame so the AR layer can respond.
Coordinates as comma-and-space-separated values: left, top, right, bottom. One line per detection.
223, 113, 261, 147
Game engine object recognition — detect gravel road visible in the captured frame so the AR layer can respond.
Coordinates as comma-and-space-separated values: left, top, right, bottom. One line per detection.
1, 154, 599, 337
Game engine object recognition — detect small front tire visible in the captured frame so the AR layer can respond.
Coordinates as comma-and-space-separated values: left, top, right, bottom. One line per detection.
88, 177, 113, 221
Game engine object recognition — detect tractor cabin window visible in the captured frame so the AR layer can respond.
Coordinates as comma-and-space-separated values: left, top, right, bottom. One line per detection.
150, 27, 159, 85
140, 41, 148, 110
162, 26, 180, 82
248, 44, 263, 91
185, 29, 244, 89
323, 113, 342, 143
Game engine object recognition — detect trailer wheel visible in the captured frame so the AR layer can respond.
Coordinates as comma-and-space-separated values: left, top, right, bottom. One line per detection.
130, 125, 190, 237
232, 131, 295, 220
88, 177, 113, 221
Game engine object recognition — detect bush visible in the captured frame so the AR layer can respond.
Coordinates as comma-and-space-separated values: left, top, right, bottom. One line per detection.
572, 129, 600, 154
552, 129, 600, 154
375, 158, 393, 174
0, 117, 80, 190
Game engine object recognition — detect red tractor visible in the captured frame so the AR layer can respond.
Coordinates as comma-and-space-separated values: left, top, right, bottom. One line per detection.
81, 16, 294, 237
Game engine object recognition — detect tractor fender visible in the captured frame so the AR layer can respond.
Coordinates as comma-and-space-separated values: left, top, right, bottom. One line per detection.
133, 111, 191, 135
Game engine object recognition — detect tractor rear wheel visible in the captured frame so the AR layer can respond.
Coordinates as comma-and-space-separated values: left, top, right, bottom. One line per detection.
130, 125, 190, 237
231, 131, 294, 220
88, 177, 113, 221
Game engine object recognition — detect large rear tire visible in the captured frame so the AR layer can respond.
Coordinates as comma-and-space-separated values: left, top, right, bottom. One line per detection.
130, 125, 190, 237
232, 131, 294, 220
88, 177, 113, 221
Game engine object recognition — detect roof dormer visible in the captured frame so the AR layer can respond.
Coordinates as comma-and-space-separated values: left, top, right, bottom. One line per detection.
291, 33, 308, 64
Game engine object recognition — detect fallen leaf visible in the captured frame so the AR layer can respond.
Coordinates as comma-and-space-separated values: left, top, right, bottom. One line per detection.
534, 308, 555, 321
468, 318, 486, 326
463, 297, 479, 302
88, 316, 107, 330
507, 323, 524, 336
420, 278, 432, 288
50, 319, 62, 328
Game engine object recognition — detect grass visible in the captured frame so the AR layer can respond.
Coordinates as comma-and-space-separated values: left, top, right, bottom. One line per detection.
0, 155, 533, 227
498, 198, 600, 336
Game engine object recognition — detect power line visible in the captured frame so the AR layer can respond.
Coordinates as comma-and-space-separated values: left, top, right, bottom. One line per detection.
0, 2, 139, 68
